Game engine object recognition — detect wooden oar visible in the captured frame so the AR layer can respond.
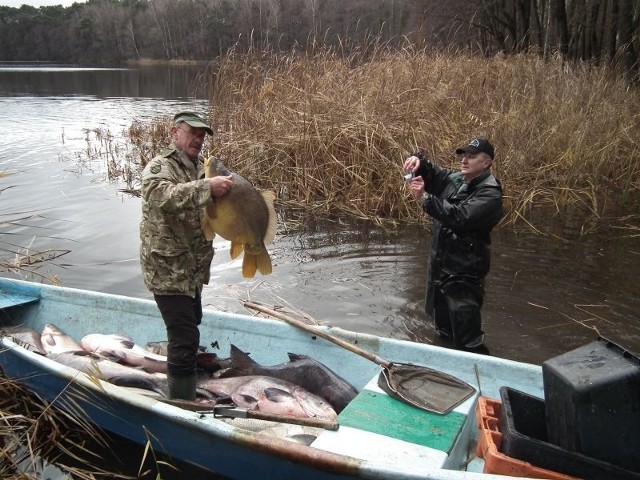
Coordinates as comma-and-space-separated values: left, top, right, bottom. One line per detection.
244, 301, 476, 415
244, 301, 391, 366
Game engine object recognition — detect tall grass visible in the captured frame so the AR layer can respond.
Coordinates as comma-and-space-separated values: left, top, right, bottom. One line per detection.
127, 44, 640, 232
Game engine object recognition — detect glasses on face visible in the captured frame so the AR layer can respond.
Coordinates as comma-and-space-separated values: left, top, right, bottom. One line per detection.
177, 126, 206, 140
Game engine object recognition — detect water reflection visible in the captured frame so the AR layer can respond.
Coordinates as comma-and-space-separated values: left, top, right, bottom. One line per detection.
0, 63, 212, 99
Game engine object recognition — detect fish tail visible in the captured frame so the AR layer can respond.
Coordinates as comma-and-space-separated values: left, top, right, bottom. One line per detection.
242, 254, 258, 278
256, 252, 272, 276
242, 252, 272, 278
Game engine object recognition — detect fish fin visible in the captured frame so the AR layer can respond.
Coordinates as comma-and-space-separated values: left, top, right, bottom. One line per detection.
286, 353, 308, 362
260, 190, 277, 246
241, 254, 258, 278
230, 242, 244, 260
196, 388, 215, 400
140, 356, 166, 374
255, 252, 272, 276
119, 339, 135, 349
71, 350, 100, 358
229, 344, 256, 371
234, 393, 259, 409
110, 376, 163, 395
264, 387, 294, 402
215, 368, 244, 378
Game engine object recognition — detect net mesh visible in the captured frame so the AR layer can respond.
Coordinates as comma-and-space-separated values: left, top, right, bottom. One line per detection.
377, 362, 476, 414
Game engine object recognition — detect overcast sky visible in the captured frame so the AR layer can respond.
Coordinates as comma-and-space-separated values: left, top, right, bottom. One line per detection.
0, 0, 83, 7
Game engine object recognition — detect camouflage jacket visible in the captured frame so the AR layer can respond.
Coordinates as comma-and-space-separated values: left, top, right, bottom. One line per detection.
139, 145, 214, 297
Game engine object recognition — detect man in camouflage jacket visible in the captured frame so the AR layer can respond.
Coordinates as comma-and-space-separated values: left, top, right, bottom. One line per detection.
403, 139, 503, 354
140, 111, 233, 400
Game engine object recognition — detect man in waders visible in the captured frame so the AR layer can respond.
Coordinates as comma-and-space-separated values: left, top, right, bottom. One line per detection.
403, 138, 503, 354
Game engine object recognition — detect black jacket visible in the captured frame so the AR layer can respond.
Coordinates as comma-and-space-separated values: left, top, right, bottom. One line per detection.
416, 159, 503, 316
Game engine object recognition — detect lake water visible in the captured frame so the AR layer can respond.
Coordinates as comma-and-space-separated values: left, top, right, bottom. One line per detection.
1, 63, 639, 367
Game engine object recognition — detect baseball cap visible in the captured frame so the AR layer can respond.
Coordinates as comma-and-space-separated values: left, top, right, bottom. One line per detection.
173, 111, 213, 135
455, 138, 494, 160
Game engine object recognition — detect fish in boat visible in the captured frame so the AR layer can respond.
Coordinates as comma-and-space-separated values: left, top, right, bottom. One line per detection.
201, 156, 277, 278
196, 374, 338, 421
146, 340, 228, 372
81, 333, 168, 373
48, 350, 168, 396
1, 325, 47, 355
220, 344, 358, 413
48, 344, 335, 421
41, 323, 83, 354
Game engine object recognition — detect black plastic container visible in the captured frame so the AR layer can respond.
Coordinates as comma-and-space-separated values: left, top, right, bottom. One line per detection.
498, 386, 640, 480
542, 337, 640, 472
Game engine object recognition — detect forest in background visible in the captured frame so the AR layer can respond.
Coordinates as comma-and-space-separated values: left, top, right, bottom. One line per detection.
0, 0, 638, 80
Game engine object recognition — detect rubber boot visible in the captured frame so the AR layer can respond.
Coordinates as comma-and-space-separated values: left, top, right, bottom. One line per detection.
167, 372, 196, 401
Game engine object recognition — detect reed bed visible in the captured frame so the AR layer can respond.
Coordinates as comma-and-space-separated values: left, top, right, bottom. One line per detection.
0, 373, 133, 479
0, 370, 182, 479
124, 45, 639, 234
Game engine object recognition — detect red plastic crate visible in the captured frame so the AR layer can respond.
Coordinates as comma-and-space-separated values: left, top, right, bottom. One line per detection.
475, 396, 579, 479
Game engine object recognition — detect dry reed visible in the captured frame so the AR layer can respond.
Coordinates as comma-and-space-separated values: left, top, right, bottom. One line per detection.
0, 373, 132, 479
123, 45, 640, 233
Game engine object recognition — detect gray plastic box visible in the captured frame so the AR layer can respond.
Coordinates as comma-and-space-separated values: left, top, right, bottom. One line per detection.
542, 337, 640, 473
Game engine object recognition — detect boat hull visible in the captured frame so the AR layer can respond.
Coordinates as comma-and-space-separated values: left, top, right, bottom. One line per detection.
0, 278, 543, 479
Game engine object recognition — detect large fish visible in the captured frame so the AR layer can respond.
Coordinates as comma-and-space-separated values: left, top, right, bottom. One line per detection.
41, 323, 83, 354
202, 157, 277, 278
221, 345, 358, 413
82, 334, 226, 374
81, 333, 168, 374
197, 374, 337, 421
47, 350, 168, 396
1, 325, 47, 355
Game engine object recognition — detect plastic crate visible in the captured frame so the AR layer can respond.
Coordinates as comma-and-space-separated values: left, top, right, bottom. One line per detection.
499, 387, 640, 480
542, 337, 640, 472
475, 396, 577, 480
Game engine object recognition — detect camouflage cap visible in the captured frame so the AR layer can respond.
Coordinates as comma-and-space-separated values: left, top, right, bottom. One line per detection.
173, 111, 213, 135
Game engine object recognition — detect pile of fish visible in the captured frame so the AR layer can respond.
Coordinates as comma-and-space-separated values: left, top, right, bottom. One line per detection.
3, 324, 359, 423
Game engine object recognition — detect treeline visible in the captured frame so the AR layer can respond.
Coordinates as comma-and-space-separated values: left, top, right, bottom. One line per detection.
0, 0, 638, 78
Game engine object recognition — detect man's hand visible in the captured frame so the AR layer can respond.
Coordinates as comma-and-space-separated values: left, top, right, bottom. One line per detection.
209, 175, 233, 197
407, 175, 425, 200
403, 155, 421, 174
403, 155, 425, 200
